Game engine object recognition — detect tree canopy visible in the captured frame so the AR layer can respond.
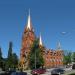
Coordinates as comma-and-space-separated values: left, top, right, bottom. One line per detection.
5, 42, 18, 70
0, 47, 3, 68
28, 39, 44, 69
63, 50, 72, 65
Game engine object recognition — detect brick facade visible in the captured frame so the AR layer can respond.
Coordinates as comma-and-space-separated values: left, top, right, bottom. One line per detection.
19, 12, 63, 70
44, 50, 63, 68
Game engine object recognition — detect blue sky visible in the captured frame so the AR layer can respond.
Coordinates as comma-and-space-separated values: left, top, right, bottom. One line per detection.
0, 0, 75, 58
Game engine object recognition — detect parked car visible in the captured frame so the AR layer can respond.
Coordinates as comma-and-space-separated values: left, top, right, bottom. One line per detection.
31, 68, 46, 75
5, 69, 16, 75
0, 71, 8, 75
51, 68, 65, 75
11, 72, 27, 75
72, 64, 75, 69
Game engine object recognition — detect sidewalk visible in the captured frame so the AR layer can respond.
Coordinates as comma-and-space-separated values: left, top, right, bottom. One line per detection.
62, 70, 75, 75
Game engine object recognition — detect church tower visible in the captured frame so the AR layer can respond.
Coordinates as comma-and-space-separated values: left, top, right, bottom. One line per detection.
39, 34, 46, 67
39, 33, 43, 46
20, 10, 35, 70
56, 41, 61, 50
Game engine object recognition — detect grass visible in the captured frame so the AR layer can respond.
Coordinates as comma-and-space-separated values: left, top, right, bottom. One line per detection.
68, 73, 75, 75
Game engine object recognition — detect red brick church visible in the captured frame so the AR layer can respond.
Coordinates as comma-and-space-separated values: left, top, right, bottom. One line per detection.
19, 10, 63, 70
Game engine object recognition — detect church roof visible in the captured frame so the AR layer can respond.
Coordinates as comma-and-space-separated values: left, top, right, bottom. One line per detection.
56, 41, 61, 50
27, 10, 32, 29
25, 9, 33, 31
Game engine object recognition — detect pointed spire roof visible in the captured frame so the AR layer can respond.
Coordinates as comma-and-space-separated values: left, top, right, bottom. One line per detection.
26, 9, 32, 30
56, 41, 61, 50
39, 33, 43, 46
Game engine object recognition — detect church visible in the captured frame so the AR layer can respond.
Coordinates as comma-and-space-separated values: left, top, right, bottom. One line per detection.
19, 10, 63, 70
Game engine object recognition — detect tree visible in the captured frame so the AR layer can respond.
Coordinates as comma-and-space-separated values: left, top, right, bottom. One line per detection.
72, 52, 75, 62
6, 42, 18, 70
7, 42, 13, 69
8, 42, 12, 58
12, 53, 18, 69
63, 50, 72, 65
28, 39, 44, 69
0, 47, 2, 59
0, 47, 8, 71
0, 47, 3, 68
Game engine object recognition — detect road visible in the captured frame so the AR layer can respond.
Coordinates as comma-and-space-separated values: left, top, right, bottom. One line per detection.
27, 68, 75, 75
42, 68, 75, 75
62, 70, 75, 75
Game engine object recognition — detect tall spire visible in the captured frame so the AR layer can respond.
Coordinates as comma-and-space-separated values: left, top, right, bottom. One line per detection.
56, 41, 61, 50
39, 33, 43, 46
27, 9, 32, 30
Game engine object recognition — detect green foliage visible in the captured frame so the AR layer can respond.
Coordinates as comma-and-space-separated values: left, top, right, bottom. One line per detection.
72, 52, 75, 62
0, 42, 18, 71
69, 73, 75, 75
28, 39, 44, 69
6, 42, 18, 70
8, 42, 12, 59
63, 51, 72, 65
12, 53, 18, 68
0, 47, 3, 69
7, 42, 13, 69
0, 47, 2, 59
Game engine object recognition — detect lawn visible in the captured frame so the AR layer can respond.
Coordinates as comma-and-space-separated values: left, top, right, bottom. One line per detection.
68, 73, 75, 75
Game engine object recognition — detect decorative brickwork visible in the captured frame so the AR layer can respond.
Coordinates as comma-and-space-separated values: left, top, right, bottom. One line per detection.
19, 11, 63, 70
44, 50, 63, 68
19, 12, 35, 70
